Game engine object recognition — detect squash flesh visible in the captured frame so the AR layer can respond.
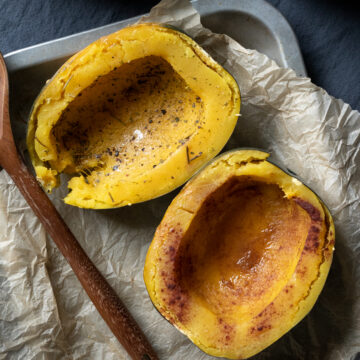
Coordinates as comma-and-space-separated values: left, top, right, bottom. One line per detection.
144, 150, 335, 359
27, 24, 240, 208
180, 180, 312, 319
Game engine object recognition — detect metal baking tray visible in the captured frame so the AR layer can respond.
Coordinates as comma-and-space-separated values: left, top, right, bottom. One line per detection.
4, 0, 306, 148
5, 0, 306, 76
5, 0, 306, 74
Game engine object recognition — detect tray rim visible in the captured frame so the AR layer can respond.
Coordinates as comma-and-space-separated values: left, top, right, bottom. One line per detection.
3, 0, 306, 77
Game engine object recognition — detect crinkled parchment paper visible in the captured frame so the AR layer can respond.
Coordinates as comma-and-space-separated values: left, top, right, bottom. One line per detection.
1, 0, 359, 359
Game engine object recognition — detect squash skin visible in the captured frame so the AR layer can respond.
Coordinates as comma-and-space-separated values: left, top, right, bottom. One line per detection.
27, 23, 240, 208
144, 149, 335, 359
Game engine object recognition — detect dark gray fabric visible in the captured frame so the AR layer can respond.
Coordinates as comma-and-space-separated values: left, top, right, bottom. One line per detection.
0, 0, 158, 53
0, 0, 359, 110
267, 0, 360, 112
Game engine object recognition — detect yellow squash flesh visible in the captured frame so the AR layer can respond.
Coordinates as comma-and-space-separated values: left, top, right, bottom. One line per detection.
27, 23, 240, 209
144, 149, 335, 359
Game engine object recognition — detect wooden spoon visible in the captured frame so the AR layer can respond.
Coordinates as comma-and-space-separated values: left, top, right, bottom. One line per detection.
0, 52, 157, 360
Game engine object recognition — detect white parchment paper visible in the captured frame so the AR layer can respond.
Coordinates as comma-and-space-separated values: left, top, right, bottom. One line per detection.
1, 0, 359, 359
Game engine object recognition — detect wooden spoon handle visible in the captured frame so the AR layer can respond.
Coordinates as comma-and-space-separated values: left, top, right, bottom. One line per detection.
2, 152, 157, 360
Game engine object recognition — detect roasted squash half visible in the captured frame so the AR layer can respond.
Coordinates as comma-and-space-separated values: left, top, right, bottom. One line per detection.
27, 23, 240, 209
144, 149, 335, 359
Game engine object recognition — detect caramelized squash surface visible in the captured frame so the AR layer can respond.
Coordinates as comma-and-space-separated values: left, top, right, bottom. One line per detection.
144, 150, 335, 359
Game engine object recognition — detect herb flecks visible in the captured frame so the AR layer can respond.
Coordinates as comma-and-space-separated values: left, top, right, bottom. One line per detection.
190, 151, 203, 162
108, 192, 114, 202
62, 75, 73, 91
186, 146, 203, 164
179, 135, 191, 145
186, 146, 190, 164
34, 136, 48, 148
